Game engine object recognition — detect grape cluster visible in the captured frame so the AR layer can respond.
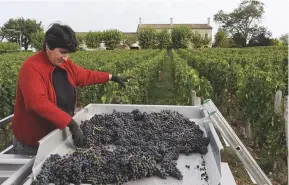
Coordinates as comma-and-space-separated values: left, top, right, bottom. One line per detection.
32, 109, 210, 185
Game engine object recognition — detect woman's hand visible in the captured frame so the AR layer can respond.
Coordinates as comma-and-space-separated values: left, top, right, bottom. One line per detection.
67, 119, 84, 147
110, 75, 133, 88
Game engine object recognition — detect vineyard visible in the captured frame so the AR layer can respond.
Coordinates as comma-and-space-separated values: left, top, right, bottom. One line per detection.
0, 46, 288, 184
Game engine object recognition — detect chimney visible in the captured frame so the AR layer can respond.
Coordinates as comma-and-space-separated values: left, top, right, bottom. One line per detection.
207, 17, 210, 26
139, 17, 142, 25
170, 18, 173, 26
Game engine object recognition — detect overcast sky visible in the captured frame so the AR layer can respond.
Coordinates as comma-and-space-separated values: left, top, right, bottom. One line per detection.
0, 0, 288, 38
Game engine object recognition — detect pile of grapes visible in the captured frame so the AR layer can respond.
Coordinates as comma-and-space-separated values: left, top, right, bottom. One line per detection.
32, 109, 210, 185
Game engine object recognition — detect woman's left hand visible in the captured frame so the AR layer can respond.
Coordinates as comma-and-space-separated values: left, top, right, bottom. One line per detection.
110, 75, 133, 88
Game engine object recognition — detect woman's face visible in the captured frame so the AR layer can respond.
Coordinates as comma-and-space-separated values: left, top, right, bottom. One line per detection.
46, 46, 70, 66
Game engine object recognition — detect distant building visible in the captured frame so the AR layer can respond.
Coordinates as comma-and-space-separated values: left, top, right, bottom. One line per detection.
76, 17, 213, 50
138, 17, 212, 36
136, 17, 213, 48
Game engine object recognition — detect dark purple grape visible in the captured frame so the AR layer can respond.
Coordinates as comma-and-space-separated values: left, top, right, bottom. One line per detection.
32, 109, 210, 184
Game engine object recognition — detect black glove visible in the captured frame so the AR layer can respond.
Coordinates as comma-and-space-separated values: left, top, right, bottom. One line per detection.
110, 75, 132, 88
67, 119, 84, 147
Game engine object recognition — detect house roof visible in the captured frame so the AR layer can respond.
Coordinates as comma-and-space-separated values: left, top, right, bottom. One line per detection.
75, 32, 138, 37
122, 32, 138, 36
75, 32, 88, 38
137, 24, 212, 31
75, 23, 212, 37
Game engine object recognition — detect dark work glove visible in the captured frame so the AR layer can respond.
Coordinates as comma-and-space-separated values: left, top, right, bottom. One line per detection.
67, 119, 84, 147
110, 75, 132, 88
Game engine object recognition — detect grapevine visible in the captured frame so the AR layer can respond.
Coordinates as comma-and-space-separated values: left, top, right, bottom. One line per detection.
177, 46, 288, 172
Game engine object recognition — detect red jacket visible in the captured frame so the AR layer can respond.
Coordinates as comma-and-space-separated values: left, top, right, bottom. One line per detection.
12, 50, 110, 147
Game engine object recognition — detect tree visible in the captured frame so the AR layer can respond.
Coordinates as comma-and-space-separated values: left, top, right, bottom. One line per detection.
31, 30, 45, 51
0, 28, 22, 46
279, 33, 288, 46
156, 29, 171, 49
102, 29, 123, 50
214, 0, 265, 46
76, 34, 85, 50
84, 31, 103, 49
171, 25, 191, 49
248, 28, 272, 46
123, 34, 138, 46
0, 27, 5, 42
231, 33, 247, 47
191, 32, 211, 48
137, 28, 157, 49
269, 38, 283, 46
1, 18, 43, 50
0, 42, 19, 50
213, 28, 231, 48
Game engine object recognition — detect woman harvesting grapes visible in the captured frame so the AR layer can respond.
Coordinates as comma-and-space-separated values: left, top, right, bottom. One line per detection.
11, 23, 129, 155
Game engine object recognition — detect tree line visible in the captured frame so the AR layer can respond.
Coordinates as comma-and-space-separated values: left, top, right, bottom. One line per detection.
0, 20, 212, 51
0, 0, 288, 51
83, 26, 211, 50
213, 0, 288, 47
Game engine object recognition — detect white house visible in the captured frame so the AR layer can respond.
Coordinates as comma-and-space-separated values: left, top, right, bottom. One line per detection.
136, 17, 213, 47
76, 17, 213, 50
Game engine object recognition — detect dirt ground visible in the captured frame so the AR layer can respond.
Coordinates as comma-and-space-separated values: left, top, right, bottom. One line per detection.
219, 123, 288, 185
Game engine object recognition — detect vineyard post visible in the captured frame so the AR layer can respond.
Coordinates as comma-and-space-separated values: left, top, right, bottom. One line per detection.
191, 90, 196, 105
19, 33, 22, 52
272, 90, 283, 170
191, 90, 201, 106
246, 120, 252, 140
274, 90, 282, 116
284, 95, 288, 185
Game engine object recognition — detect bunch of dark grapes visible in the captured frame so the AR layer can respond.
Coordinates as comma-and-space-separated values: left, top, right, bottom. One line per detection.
32, 109, 210, 185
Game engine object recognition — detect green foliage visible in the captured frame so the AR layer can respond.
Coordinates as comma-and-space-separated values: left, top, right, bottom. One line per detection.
0, 42, 19, 50
123, 34, 138, 46
190, 32, 211, 48
76, 34, 85, 49
177, 46, 288, 171
0, 50, 162, 119
259, 112, 286, 170
102, 29, 123, 50
137, 28, 157, 49
247, 28, 275, 47
171, 50, 213, 105
198, 77, 214, 100
0, 52, 32, 118
237, 68, 286, 170
238, 69, 285, 140
231, 33, 247, 47
213, 29, 231, 48
1, 17, 43, 50
214, 0, 265, 45
30, 30, 45, 51
101, 50, 166, 104
156, 29, 171, 50
269, 38, 283, 46
1, 46, 287, 173
84, 31, 103, 49
171, 25, 191, 49
279, 33, 288, 46
0, 27, 5, 42
66, 49, 161, 106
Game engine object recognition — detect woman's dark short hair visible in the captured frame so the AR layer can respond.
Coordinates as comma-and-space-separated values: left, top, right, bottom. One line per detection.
43, 23, 78, 52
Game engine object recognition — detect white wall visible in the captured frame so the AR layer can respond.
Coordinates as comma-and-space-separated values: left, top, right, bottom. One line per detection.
191, 29, 212, 38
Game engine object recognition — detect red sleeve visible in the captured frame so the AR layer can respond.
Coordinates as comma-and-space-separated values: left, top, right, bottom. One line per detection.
68, 59, 110, 87
18, 63, 72, 129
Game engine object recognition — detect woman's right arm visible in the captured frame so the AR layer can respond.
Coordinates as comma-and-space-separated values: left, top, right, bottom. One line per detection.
18, 64, 72, 129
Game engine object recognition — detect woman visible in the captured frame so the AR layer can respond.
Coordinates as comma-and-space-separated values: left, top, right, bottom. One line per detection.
11, 23, 129, 155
